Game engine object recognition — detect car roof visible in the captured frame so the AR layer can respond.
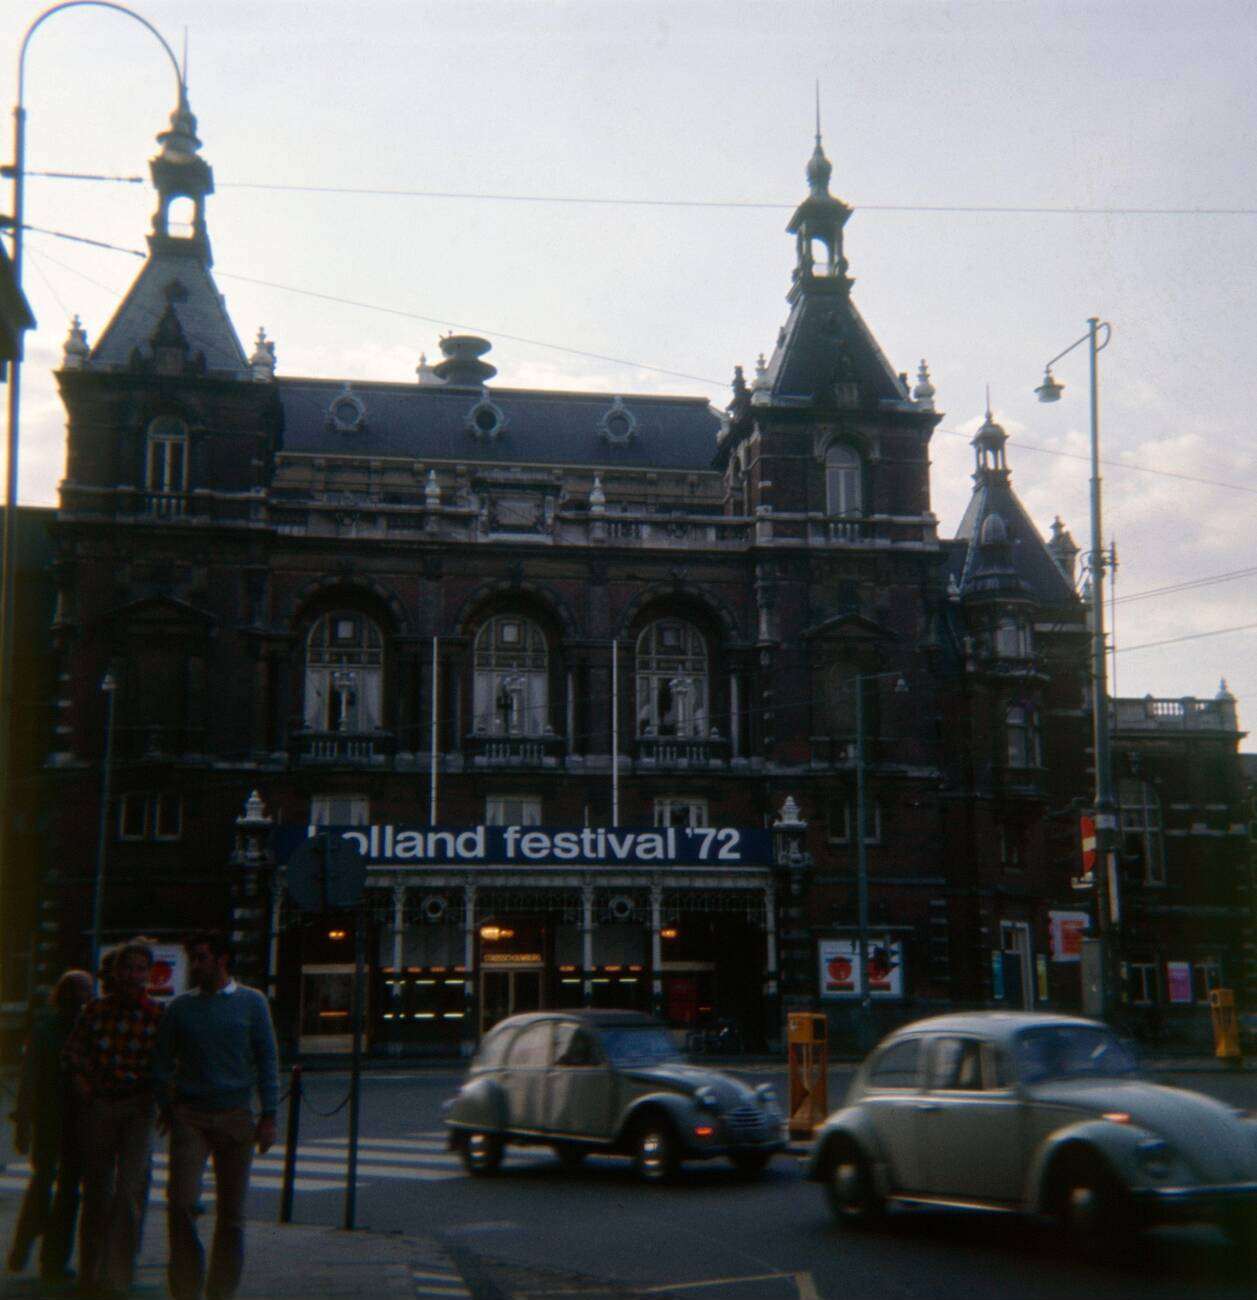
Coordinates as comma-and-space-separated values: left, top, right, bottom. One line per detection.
487, 1009, 662, 1034
880, 1011, 1103, 1045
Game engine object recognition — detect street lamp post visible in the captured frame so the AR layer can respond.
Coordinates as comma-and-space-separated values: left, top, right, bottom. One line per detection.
89, 670, 117, 982
1035, 317, 1120, 1018
2, 0, 182, 993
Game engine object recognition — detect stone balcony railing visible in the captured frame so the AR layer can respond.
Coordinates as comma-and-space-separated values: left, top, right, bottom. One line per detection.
1112, 695, 1240, 733
60, 483, 941, 552
465, 731, 566, 769
293, 728, 396, 765
634, 733, 730, 769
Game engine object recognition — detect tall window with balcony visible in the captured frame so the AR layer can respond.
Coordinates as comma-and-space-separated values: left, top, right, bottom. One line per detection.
825, 444, 862, 517
145, 416, 188, 518
1005, 704, 1042, 768
636, 620, 709, 739
1119, 778, 1165, 885
303, 613, 384, 760
473, 616, 549, 736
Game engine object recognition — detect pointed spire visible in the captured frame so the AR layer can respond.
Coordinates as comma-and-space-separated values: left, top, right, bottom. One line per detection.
415, 351, 444, 386
61, 314, 90, 370
157, 85, 202, 163
249, 326, 276, 381
425, 469, 442, 507
589, 474, 606, 511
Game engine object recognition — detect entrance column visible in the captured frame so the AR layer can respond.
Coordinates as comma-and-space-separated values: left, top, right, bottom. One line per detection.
462, 881, 478, 1050
391, 883, 407, 971
650, 881, 664, 1018
581, 882, 595, 1006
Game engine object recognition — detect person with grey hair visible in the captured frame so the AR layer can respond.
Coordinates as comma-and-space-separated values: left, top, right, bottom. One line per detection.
6, 968, 93, 1284
62, 939, 164, 1299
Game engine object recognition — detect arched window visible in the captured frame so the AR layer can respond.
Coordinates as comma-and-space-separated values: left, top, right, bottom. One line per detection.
1119, 779, 1165, 885
636, 619, 708, 738
473, 616, 549, 736
304, 612, 384, 732
1005, 705, 1042, 767
825, 444, 862, 516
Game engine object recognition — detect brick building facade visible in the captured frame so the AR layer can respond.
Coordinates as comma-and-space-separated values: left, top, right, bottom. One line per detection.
19, 98, 1250, 1054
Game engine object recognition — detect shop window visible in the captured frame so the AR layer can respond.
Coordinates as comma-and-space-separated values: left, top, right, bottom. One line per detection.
118, 792, 182, 841
1128, 962, 1158, 1005
1119, 778, 1165, 885
1192, 961, 1221, 1003
310, 795, 369, 826
304, 612, 384, 732
473, 615, 549, 735
485, 796, 541, 826
824, 443, 862, 516
636, 619, 709, 738
827, 798, 881, 844
1005, 705, 1042, 767
654, 798, 708, 828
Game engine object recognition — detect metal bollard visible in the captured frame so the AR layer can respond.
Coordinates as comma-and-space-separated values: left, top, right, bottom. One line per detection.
278, 1064, 302, 1224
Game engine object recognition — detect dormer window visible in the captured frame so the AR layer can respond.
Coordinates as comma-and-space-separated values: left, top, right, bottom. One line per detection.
145, 416, 188, 516
825, 443, 862, 516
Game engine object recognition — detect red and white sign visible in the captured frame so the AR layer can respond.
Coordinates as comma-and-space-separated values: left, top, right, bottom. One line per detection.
1048, 910, 1090, 963
146, 943, 188, 1003
818, 938, 904, 1000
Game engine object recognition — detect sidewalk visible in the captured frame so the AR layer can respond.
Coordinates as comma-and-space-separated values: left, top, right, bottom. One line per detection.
0, 1192, 471, 1299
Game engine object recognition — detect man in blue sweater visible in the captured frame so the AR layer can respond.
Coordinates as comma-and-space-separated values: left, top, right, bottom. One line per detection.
153, 933, 278, 1300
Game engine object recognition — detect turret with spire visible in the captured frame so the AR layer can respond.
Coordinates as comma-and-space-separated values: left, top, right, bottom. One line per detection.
785, 92, 853, 295
149, 86, 215, 263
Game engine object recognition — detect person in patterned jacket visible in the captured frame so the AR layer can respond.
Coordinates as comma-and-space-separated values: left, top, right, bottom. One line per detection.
62, 939, 164, 1299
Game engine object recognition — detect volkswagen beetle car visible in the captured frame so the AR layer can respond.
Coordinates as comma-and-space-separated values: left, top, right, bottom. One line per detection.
806, 1012, 1257, 1246
444, 1009, 785, 1182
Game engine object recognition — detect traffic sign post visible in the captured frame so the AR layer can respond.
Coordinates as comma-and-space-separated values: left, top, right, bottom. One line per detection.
283, 834, 367, 1228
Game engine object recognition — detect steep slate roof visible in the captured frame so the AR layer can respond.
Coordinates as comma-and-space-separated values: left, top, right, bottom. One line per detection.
275, 379, 724, 470
89, 247, 248, 376
764, 291, 906, 406
953, 468, 1078, 607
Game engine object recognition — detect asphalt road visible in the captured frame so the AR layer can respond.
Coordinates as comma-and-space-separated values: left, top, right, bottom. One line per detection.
274, 1064, 1257, 1300
2, 1064, 1253, 1298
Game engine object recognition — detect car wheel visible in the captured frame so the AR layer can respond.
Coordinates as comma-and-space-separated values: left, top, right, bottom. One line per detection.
552, 1142, 587, 1170
730, 1150, 772, 1179
460, 1130, 503, 1176
1050, 1151, 1131, 1251
825, 1139, 883, 1229
632, 1119, 679, 1184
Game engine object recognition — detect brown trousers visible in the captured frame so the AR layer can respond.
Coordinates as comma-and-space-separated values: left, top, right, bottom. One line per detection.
78, 1093, 155, 1291
166, 1105, 256, 1300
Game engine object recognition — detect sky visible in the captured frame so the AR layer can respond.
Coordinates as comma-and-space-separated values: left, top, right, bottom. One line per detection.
3, 0, 1255, 728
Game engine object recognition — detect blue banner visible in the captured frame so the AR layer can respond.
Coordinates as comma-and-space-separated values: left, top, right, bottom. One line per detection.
273, 824, 774, 869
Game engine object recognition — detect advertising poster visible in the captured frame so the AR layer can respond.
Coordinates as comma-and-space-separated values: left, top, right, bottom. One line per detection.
818, 938, 903, 1000
1048, 910, 1090, 963
1166, 961, 1193, 1004
147, 943, 188, 1002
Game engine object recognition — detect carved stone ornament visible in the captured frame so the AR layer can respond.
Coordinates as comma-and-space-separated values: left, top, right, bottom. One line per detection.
326, 384, 367, 434
465, 397, 508, 441
597, 396, 637, 446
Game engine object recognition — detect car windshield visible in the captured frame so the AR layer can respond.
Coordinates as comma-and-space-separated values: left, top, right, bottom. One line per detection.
599, 1026, 682, 1067
1015, 1024, 1140, 1084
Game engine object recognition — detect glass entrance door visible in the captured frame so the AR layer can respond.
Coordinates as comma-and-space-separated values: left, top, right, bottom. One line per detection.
480, 966, 543, 1035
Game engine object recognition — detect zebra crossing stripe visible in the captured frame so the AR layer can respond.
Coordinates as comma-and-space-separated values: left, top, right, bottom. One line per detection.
411, 1270, 470, 1298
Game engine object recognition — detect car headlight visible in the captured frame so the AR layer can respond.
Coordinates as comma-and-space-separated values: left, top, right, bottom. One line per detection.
754, 1083, 777, 1109
694, 1085, 719, 1111
1136, 1137, 1173, 1180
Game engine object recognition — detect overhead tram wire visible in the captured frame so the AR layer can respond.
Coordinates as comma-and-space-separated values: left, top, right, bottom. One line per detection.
21, 224, 1257, 498
22, 170, 1257, 217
